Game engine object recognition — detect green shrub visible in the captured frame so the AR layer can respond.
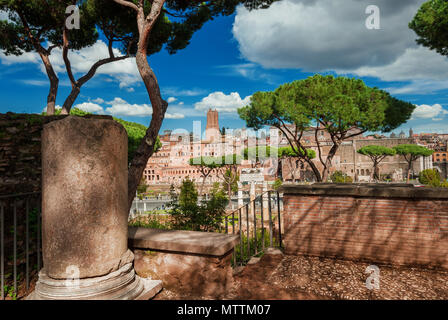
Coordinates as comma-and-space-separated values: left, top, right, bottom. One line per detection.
419, 169, 441, 187
441, 181, 448, 188
330, 171, 353, 183
232, 229, 280, 266
272, 178, 283, 190
169, 179, 228, 232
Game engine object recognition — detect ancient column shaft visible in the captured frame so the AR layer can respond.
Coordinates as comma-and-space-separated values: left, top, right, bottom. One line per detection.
41, 116, 130, 279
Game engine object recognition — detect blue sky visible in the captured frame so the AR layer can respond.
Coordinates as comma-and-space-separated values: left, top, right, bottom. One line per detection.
1, 0, 448, 135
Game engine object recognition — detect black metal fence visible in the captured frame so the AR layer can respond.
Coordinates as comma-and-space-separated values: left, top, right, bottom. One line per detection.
224, 191, 283, 267
0, 192, 42, 300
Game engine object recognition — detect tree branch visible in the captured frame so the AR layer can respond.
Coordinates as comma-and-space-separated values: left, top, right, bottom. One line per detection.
62, 27, 77, 88
112, 0, 139, 12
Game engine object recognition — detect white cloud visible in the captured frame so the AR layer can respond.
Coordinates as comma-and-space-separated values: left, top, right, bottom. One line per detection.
194, 92, 251, 113
103, 97, 185, 119
386, 80, 448, 95
105, 97, 152, 117
233, 0, 448, 92
0, 10, 8, 21
74, 102, 104, 113
343, 47, 448, 82
0, 51, 41, 65
167, 97, 177, 103
165, 113, 184, 119
92, 98, 105, 104
1, 40, 140, 89
233, 0, 425, 71
412, 104, 448, 120
0, 10, 15, 22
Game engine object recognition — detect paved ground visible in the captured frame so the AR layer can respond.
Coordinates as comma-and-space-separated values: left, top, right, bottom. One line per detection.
156, 252, 448, 300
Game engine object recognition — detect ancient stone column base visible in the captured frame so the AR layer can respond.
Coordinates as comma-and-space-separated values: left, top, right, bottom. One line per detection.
27, 263, 162, 300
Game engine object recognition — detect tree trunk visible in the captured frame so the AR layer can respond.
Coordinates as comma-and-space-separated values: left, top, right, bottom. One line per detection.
306, 158, 322, 182
127, 51, 168, 210
321, 142, 340, 182
373, 160, 379, 181
200, 174, 207, 196
39, 52, 59, 115
407, 161, 412, 183
61, 86, 81, 115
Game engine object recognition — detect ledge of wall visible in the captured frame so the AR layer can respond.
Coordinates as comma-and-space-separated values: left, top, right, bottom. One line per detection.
128, 227, 239, 256
279, 183, 448, 200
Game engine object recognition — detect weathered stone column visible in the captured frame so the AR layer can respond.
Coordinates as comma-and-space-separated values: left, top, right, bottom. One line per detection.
31, 116, 161, 300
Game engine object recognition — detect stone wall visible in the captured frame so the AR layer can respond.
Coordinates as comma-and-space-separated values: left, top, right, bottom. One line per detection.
0, 113, 111, 195
129, 227, 239, 298
280, 184, 448, 269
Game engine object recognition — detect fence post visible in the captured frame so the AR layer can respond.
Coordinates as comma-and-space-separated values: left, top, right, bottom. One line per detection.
268, 191, 273, 247
238, 208, 243, 266
253, 197, 257, 255
246, 204, 250, 260
277, 191, 282, 248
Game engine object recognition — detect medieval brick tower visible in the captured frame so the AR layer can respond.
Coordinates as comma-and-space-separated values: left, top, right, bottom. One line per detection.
205, 109, 220, 142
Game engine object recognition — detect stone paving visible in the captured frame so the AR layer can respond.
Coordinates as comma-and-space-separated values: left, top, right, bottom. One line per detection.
156, 252, 448, 300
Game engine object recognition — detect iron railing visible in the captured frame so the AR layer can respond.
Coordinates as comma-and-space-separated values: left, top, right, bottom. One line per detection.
224, 191, 283, 267
0, 192, 42, 300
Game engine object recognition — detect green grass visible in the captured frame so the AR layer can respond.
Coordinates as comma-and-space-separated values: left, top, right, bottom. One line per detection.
232, 228, 280, 267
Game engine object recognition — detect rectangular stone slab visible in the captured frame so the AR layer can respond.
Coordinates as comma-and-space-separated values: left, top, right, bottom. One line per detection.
128, 227, 239, 256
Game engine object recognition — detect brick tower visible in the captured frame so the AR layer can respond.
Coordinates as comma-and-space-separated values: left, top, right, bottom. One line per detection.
205, 109, 220, 142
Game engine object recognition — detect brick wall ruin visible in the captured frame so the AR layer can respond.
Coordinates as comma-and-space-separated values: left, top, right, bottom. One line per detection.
0, 113, 111, 195
281, 184, 448, 269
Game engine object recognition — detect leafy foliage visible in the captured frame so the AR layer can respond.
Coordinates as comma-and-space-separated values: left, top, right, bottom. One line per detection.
168, 179, 228, 232
394, 144, 434, 181
357, 145, 396, 180
222, 168, 239, 194
419, 168, 441, 187
189, 156, 224, 169
0, 1, 97, 55
42, 107, 91, 117
137, 177, 148, 197
278, 146, 316, 159
238, 75, 415, 181
243, 146, 279, 167
272, 178, 283, 190
114, 117, 161, 162
393, 144, 434, 158
409, 0, 448, 57
358, 145, 396, 158
330, 171, 353, 183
